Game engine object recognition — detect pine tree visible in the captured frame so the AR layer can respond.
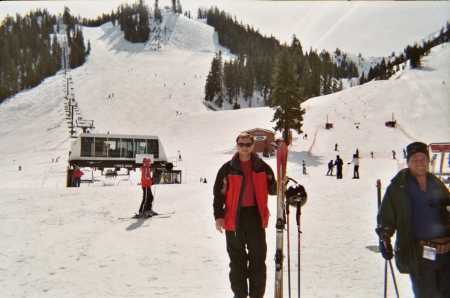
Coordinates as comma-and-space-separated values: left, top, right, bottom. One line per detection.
204, 52, 224, 106
51, 35, 62, 70
269, 48, 306, 145
223, 60, 236, 103
243, 59, 254, 101
176, 0, 183, 14
172, 0, 176, 13
154, 0, 162, 22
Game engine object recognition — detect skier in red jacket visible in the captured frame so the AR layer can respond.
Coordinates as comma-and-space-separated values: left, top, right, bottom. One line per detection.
138, 157, 157, 217
72, 167, 84, 187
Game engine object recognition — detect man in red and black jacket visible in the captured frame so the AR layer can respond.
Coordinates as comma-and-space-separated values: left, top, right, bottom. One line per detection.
213, 133, 277, 298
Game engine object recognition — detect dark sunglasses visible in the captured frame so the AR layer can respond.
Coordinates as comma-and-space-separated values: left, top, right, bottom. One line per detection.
237, 143, 253, 148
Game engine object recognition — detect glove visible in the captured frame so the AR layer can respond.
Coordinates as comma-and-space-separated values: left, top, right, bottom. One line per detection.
375, 226, 392, 242
379, 239, 393, 260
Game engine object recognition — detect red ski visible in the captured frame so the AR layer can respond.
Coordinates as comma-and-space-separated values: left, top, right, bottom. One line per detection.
274, 140, 287, 298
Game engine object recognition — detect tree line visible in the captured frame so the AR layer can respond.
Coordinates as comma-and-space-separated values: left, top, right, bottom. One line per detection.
204, 6, 450, 109
0, 7, 89, 104
360, 22, 449, 84
80, 0, 151, 43
0, 0, 187, 104
203, 6, 359, 108
80, 0, 187, 43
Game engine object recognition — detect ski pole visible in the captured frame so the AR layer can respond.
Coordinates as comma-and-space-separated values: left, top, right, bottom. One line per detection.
383, 241, 400, 298
296, 200, 302, 298
384, 259, 388, 298
152, 182, 157, 210
345, 164, 349, 178
388, 259, 400, 297
381, 240, 400, 298
286, 195, 292, 298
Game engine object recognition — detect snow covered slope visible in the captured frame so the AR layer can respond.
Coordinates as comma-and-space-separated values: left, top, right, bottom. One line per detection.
0, 12, 449, 298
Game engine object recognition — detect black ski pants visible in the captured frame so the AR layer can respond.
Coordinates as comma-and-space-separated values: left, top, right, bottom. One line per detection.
139, 186, 154, 212
353, 165, 359, 178
225, 207, 267, 298
336, 166, 343, 179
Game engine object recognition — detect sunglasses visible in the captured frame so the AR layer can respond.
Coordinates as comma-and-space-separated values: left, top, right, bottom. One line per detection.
237, 143, 253, 148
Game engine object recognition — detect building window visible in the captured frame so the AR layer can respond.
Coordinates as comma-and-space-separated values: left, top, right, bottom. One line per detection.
81, 137, 94, 157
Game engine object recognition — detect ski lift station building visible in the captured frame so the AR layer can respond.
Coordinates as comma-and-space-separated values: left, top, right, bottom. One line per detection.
243, 128, 276, 155
67, 133, 180, 186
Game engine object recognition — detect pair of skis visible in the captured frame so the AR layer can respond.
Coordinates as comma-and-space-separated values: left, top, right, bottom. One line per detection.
275, 140, 306, 298
118, 211, 175, 220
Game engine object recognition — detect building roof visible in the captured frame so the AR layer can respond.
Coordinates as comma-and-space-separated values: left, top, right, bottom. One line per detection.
242, 128, 275, 134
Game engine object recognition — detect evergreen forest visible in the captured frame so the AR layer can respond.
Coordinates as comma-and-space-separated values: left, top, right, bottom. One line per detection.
0, 1, 156, 104
0, 8, 89, 103
203, 6, 450, 109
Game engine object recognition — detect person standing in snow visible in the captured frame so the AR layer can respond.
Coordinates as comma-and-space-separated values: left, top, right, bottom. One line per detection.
335, 143, 338, 151
347, 154, 360, 179
72, 167, 84, 187
326, 160, 334, 176
139, 157, 157, 217
377, 142, 450, 297
213, 133, 280, 298
392, 150, 396, 159
335, 155, 343, 179
302, 160, 307, 174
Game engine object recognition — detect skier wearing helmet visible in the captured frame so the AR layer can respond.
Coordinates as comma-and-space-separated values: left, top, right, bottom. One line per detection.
138, 157, 157, 217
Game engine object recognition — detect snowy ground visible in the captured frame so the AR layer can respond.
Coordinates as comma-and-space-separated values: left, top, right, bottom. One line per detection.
0, 7, 449, 298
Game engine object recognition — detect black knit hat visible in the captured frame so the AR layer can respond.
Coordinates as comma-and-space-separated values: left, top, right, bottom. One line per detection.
406, 142, 429, 161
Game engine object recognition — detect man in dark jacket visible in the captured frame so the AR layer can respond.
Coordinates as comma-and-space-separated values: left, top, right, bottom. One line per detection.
213, 133, 278, 298
377, 142, 450, 298
335, 155, 343, 179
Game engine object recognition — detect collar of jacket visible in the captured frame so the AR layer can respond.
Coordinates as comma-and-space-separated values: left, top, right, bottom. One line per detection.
390, 168, 410, 187
391, 168, 445, 191
230, 151, 263, 171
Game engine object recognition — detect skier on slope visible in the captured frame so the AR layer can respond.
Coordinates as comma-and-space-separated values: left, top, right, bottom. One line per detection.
335, 155, 344, 179
138, 157, 158, 217
347, 154, 360, 179
213, 133, 287, 298
326, 160, 334, 176
72, 167, 84, 187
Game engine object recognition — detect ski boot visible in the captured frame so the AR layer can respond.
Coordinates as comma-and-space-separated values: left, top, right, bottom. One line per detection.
148, 209, 158, 216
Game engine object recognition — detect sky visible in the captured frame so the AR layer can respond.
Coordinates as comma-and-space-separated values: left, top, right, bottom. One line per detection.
0, 8, 449, 297
0, 0, 449, 57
